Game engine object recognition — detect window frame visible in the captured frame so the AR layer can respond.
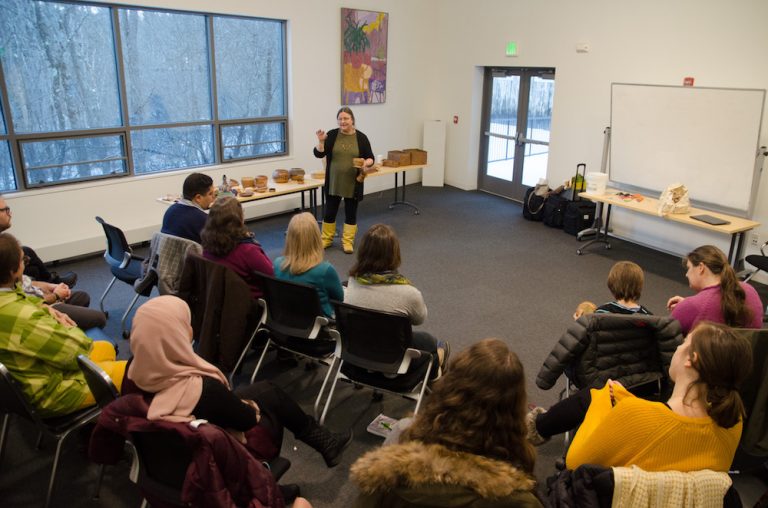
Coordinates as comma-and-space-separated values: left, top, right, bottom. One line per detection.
0, 0, 289, 192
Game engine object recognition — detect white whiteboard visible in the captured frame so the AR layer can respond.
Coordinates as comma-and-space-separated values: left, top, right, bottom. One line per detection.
609, 83, 765, 216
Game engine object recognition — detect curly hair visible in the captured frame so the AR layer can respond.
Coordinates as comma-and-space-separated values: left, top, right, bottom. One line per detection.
403, 338, 536, 473
685, 321, 752, 429
685, 245, 752, 327
200, 196, 251, 258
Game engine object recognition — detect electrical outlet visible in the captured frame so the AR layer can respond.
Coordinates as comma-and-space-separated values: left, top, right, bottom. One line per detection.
750, 232, 760, 247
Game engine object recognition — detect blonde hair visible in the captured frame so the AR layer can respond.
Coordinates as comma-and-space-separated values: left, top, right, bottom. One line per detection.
281, 212, 324, 275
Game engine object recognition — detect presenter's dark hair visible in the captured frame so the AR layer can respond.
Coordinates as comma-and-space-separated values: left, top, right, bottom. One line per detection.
182, 173, 214, 200
0, 233, 22, 285
685, 245, 751, 327
337, 107, 355, 124
349, 224, 401, 276
607, 261, 644, 302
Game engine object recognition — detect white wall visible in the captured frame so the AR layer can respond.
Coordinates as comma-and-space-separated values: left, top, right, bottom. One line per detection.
6, 0, 768, 283
5, 0, 432, 260
427, 0, 768, 279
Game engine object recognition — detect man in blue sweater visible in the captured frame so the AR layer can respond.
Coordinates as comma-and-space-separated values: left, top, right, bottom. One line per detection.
161, 173, 216, 244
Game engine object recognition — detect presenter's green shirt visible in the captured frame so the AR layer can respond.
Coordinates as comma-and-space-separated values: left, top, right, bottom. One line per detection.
329, 133, 359, 198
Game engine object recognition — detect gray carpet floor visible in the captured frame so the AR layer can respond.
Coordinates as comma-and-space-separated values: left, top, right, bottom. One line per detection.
1, 184, 766, 507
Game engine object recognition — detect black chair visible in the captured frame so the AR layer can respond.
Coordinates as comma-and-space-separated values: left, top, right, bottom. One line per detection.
0, 362, 101, 508
95, 216, 155, 338
744, 240, 768, 322
246, 274, 336, 415
317, 301, 434, 425
77, 355, 121, 499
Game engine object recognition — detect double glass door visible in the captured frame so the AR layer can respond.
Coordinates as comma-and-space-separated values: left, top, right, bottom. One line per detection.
478, 67, 555, 201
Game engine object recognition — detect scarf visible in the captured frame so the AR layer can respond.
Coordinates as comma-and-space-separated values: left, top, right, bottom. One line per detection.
127, 295, 229, 422
355, 271, 412, 285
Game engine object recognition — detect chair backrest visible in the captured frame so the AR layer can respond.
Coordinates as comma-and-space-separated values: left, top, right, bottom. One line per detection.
0, 361, 41, 424
331, 300, 415, 375
257, 273, 328, 339
95, 216, 132, 268
76, 355, 119, 409
177, 253, 260, 373
575, 313, 682, 390
147, 232, 202, 295
733, 328, 768, 456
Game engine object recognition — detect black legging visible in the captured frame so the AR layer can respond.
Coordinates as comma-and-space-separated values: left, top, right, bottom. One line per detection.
535, 388, 593, 439
234, 381, 314, 445
323, 194, 359, 225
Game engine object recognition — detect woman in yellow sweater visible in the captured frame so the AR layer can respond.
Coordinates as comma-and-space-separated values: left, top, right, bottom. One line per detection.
528, 321, 751, 472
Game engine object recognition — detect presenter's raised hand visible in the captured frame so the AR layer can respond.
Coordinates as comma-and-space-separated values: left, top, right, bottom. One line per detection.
315, 129, 327, 143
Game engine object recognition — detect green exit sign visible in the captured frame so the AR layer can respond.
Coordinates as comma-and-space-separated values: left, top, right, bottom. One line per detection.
506, 42, 518, 57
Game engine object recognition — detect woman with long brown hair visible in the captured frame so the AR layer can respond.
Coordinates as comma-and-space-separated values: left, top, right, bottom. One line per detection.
667, 245, 763, 333
350, 339, 542, 507
529, 321, 752, 472
201, 196, 273, 299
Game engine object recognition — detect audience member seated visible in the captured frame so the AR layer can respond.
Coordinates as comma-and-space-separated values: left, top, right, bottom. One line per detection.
573, 261, 651, 320
667, 245, 763, 334
125, 296, 352, 477
344, 223, 449, 378
0, 233, 125, 417
273, 212, 344, 318
161, 172, 216, 244
350, 338, 543, 507
528, 322, 751, 473
20, 274, 106, 329
201, 196, 273, 299
0, 196, 75, 286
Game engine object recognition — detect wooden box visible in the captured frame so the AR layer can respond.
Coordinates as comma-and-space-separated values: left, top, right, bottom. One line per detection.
387, 150, 411, 166
382, 159, 399, 167
403, 149, 427, 165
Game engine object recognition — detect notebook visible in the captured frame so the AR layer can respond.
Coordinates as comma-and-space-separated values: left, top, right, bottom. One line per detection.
690, 214, 730, 226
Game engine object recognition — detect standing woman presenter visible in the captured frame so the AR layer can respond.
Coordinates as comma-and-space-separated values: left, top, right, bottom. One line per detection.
314, 107, 374, 254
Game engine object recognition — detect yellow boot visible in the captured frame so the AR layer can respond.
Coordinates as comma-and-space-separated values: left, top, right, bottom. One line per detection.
321, 222, 336, 248
341, 223, 357, 254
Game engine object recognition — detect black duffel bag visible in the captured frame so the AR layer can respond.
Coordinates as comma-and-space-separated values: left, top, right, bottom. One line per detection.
563, 200, 596, 236
523, 186, 548, 221
543, 194, 569, 228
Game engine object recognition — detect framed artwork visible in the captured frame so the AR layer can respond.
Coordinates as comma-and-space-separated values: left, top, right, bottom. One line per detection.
341, 8, 388, 105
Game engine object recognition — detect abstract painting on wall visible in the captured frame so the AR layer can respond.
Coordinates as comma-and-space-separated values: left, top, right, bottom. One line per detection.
341, 8, 388, 105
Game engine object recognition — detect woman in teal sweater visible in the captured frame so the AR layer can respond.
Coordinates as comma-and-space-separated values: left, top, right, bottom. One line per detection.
273, 212, 344, 318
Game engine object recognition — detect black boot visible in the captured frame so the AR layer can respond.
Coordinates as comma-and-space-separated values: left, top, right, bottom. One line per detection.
296, 420, 353, 468
279, 483, 300, 504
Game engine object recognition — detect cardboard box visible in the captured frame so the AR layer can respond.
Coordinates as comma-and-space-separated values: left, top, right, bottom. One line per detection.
387, 150, 411, 166
403, 149, 427, 165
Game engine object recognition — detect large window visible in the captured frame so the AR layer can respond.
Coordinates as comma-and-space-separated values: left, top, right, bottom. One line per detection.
0, 0, 287, 190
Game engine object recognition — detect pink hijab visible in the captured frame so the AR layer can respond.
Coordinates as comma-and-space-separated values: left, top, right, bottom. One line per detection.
127, 295, 229, 422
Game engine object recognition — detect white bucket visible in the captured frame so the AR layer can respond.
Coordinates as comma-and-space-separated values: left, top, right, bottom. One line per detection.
585, 172, 608, 194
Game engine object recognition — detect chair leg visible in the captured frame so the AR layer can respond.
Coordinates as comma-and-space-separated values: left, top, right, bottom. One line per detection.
36, 431, 44, 449
120, 292, 143, 336
412, 357, 434, 416
249, 337, 274, 384
44, 437, 67, 508
93, 464, 105, 499
314, 357, 338, 420
98, 276, 118, 313
229, 328, 260, 387
0, 413, 9, 468
319, 360, 343, 425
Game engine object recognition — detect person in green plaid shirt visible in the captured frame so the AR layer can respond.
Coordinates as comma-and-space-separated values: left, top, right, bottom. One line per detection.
0, 233, 125, 417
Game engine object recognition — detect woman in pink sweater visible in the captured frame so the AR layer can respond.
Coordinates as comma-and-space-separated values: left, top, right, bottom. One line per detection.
667, 245, 763, 333
201, 196, 273, 299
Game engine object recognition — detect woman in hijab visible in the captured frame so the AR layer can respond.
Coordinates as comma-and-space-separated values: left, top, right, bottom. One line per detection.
126, 296, 352, 491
